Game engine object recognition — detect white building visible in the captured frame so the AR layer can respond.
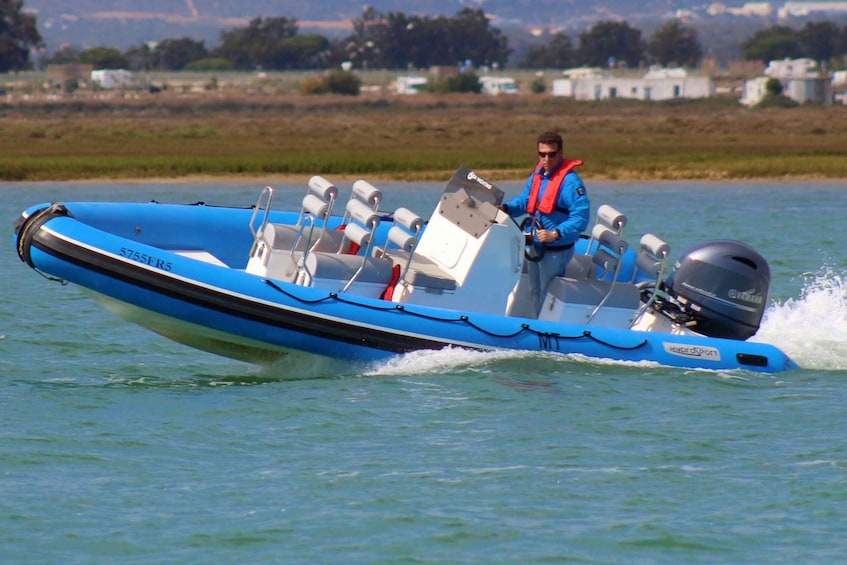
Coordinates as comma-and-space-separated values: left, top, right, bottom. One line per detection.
741, 58, 832, 105
833, 71, 847, 105
479, 76, 518, 95
552, 68, 604, 96
395, 76, 428, 95
90, 69, 134, 89
778, 1, 847, 18
708, 2, 773, 16
552, 67, 713, 101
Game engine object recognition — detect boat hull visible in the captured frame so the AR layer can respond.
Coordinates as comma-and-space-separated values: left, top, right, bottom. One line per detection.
14, 201, 799, 373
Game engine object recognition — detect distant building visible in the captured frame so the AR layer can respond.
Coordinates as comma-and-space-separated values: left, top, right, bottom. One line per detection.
833, 71, 847, 105
741, 58, 832, 105
479, 76, 518, 95
395, 76, 428, 95
552, 67, 713, 101
90, 69, 134, 89
709, 2, 773, 16
778, 1, 847, 18
46, 64, 93, 88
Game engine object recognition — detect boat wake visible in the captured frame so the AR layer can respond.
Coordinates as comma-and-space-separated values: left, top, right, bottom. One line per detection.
257, 351, 368, 380
364, 347, 660, 378
755, 267, 847, 371
364, 347, 530, 377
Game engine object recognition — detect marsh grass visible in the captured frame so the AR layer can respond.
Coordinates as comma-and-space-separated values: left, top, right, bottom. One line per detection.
2, 94, 846, 181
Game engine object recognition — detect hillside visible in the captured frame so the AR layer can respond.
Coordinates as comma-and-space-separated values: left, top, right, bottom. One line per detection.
25, 0, 710, 26
24, 0, 730, 50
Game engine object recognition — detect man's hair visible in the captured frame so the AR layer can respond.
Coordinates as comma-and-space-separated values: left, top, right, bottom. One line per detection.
537, 131, 563, 151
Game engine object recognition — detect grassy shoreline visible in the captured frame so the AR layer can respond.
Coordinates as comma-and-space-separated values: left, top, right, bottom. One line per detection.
3, 94, 847, 183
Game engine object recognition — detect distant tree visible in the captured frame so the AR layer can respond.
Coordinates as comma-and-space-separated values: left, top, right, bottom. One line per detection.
78, 47, 129, 69
214, 16, 302, 70
757, 77, 798, 108
124, 44, 154, 71
518, 32, 574, 69
530, 76, 546, 93
404, 16, 444, 68
345, 7, 509, 69
153, 37, 208, 71
275, 34, 330, 69
577, 20, 645, 68
765, 77, 783, 96
47, 44, 81, 65
0, 0, 43, 72
648, 19, 703, 67
444, 8, 511, 67
322, 37, 353, 68
322, 68, 361, 95
741, 25, 800, 62
184, 58, 233, 71
797, 21, 841, 66
427, 71, 482, 93
357, 11, 429, 68
346, 6, 385, 69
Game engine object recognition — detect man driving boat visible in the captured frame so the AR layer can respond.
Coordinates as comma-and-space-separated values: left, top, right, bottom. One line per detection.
500, 130, 591, 313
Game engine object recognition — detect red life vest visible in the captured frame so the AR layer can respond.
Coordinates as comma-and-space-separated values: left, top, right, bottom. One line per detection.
527, 159, 583, 214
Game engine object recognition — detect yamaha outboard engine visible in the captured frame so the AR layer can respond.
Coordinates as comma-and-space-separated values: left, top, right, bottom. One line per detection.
663, 240, 770, 340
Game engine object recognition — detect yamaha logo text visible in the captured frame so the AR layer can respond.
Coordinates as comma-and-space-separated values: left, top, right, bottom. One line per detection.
728, 288, 764, 305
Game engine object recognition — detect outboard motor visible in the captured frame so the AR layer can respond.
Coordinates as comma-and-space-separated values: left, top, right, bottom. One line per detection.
662, 240, 770, 340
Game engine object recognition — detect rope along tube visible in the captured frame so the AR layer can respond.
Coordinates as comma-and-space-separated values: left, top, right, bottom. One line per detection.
263, 279, 648, 350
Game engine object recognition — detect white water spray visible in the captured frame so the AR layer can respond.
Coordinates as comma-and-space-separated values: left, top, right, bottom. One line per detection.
365, 347, 527, 376
755, 267, 847, 370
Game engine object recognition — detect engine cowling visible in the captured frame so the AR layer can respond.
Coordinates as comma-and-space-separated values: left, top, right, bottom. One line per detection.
663, 240, 770, 340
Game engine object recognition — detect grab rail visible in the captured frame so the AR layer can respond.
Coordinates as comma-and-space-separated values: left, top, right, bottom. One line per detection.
248, 186, 275, 255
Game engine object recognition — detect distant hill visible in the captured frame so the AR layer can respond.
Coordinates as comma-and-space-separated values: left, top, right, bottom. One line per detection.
24, 0, 846, 65
24, 0, 718, 49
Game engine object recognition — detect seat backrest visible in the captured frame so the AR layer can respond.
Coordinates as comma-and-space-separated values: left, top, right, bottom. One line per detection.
336, 179, 383, 253
301, 176, 338, 222
634, 233, 670, 283
340, 180, 382, 222
287, 175, 339, 254
628, 233, 671, 328
583, 226, 632, 324
377, 207, 424, 278
591, 224, 628, 281
583, 204, 626, 257
340, 197, 382, 256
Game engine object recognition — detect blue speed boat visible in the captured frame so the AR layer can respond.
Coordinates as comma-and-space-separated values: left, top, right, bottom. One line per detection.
13, 167, 799, 373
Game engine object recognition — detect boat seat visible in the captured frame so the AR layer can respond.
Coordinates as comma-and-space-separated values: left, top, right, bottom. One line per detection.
246, 176, 342, 280
546, 277, 641, 311
382, 250, 457, 291
373, 207, 457, 293
566, 204, 626, 280
262, 221, 344, 253
302, 252, 395, 286
564, 253, 596, 279
298, 180, 389, 294
541, 226, 638, 324
275, 175, 339, 251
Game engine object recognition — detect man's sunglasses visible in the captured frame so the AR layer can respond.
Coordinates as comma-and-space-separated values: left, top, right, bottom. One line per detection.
538, 151, 559, 158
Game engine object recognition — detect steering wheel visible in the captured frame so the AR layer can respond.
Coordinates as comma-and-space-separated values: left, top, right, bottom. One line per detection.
519, 216, 545, 263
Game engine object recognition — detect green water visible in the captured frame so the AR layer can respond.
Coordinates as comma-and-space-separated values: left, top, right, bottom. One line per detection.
2, 181, 846, 563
